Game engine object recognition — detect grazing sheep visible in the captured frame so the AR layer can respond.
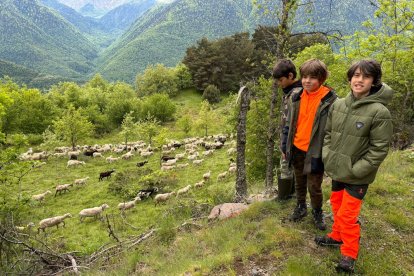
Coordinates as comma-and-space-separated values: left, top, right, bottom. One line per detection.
79, 204, 109, 222
83, 149, 98, 157
188, 154, 198, 160
176, 163, 189, 169
228, 166, 237, 173
165, 158, 177, 165
74, 177, 90, 185
121, 151, 134, 160
141, 151, 153, 157
67, 160, 85, 168
99, 169, 115, 181
136, 160, 148, 167
203, 171, 211, 181
92, 152, 103, 158
106, 156, 120, 163
175, 153, 186, 160
161, 165, 175, 171
67, 150, 81, 157
38, 213, 72, 233
161, 155, 175, 162
177, 185, 192, 196
137, 187, 159, 199
32, 161, 47, 168
30, 151, 48, 161
55, 184, 73, 196
202, 150, 214, 156
32, 190, 52, 202
217, 171, 228, 181
15, 222, 35, 232
195, 180, 205, 188
193, 159, 204, 165
118, 197, 141, 212
227, 148, 237, 155
154, 192, 175, 205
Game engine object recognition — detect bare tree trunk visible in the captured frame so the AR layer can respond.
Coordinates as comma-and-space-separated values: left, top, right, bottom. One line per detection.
234, 86, 250, 202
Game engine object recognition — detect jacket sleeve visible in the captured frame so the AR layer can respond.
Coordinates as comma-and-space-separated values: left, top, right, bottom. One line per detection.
351, 107, 393, 178
322, 103, 334, 163
281, 99, 291, 154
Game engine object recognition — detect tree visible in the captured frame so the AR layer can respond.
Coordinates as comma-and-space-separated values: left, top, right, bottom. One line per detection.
53, 105, 94, 150
174, 63, 193, 90
196, 101, 215, 137
140, 93, 176, 122
136, 64, 179, 97
202, 84, 221, 104
120, 112, 138, 150
137, 115, 160, 146
177, 114, 192, 137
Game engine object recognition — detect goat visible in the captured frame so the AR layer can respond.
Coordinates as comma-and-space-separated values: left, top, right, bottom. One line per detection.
136, 160, 148, 167
99, 169, 115, 181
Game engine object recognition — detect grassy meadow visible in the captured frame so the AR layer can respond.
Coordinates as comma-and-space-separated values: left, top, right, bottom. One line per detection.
9, 89, 414, 275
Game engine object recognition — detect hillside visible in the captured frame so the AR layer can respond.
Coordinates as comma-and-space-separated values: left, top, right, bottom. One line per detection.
0, 0, 98, 82
97, 0, 263, 82
2, 89, 413, 274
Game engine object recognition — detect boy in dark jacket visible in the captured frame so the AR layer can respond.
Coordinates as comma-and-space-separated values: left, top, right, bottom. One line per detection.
315, 60, 393, 273
272, 59, 302, 198
282, 59, 337, 230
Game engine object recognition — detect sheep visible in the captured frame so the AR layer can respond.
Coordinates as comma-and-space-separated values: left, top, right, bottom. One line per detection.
227, 148, 237, 155
92, 152, 103, 158
30, 151, 48, 161
32, 161, 47, 168
217, 171, 228, 181
195, 180, 205, 188
99, 169, 115, 181
164, 158, 177, 165
137, 187, 159, 199
67, 160, 85, 168
55, 184, 73, 196
79, 204, 109, 222
15, 222, 35, 232
202, 150, 214, 156
176, 163, 189, 169
67, 150, 81, 157
203, 170, 211, 181
188, 154, 198, 160
141, 151, 154, 157
121, 151, 134, 160
83, 149, 98, 157
106, 156, 120, 163
32, 190, 52, 202
161, 155, 175, 162
193, 159, 204, 165
74, 177, 90, 186
38, 213, 72, 233
175, 153, 186, 160
136, 160, 148, 167
177, 185, 192, 196
228, 166, 237, 173
154, 192, 175, 205
161, 165, 175, 171
118, 197, 141, 213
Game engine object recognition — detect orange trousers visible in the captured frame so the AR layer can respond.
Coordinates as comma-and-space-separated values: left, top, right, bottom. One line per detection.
328, 185, 366, 259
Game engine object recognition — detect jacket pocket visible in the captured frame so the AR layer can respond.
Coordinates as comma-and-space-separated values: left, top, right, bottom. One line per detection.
311, 157, 324, 174
335, 153, 354, 181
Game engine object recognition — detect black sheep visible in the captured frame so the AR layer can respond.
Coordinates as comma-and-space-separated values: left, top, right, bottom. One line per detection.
136, 160, 148, 167
99, 169, 115, 181
137, 187, 159, 199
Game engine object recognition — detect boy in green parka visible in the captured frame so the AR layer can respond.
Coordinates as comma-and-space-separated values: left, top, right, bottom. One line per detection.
315, 59, 393, 273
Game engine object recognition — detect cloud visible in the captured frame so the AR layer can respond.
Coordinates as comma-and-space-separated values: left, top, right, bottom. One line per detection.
156, 0, 175, 3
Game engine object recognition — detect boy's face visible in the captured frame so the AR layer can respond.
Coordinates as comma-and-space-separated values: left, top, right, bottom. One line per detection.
301, 75, 322, 93
350, 68, 374, 99
276, 73, 295, 89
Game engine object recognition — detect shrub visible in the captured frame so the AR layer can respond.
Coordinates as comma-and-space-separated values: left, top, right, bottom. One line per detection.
202, 85, 221, 104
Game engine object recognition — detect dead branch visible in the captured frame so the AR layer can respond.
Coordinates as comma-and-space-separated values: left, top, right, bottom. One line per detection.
105, 214, 120, 243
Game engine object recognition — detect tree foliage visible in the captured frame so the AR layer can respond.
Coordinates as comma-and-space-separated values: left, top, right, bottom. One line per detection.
136, 64, 179, 97
202, 84, 221, 104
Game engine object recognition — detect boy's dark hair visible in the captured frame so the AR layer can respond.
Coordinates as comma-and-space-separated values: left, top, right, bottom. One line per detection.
272, 59, 297, 79
347, 59, 382, 86
299, 59, 328, 83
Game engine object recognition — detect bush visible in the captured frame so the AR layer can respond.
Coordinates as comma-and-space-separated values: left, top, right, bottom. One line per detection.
141, 94, 176, 122
202, 84, 221, 104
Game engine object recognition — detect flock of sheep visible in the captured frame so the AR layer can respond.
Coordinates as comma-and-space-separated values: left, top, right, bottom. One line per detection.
21, 134, 238, 233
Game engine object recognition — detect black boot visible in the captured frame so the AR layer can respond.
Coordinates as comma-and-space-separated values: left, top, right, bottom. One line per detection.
277, 177, 294, 200
314, 235, 342, 247
312, 208, 326, 230
289, 203, 307, 221
336, 255, 355, 273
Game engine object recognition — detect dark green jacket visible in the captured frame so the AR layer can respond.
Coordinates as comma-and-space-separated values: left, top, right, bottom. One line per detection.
322, 84, 393, 184
282, 87, 337, 174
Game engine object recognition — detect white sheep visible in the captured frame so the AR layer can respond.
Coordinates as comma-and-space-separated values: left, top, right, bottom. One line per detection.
118, 197, 141, 212
202, 150, 214, 156
67, 160, 85, 168
32, 161, 47, 168
15, 222, 35, 232
32, 190, 52, 202
140, 151, 154, 157
193, 159, 204, 165
55, 184, 73, 196
217, 171, 228, 181
227, 148, 237, 155
195, 180, 205, 188
203, 171, 211, 181
67, 150, 81, 157
177, 185, 191, 196
175, 153, 186, 160
121, 151, 134, 160
106, 156, 120, 163
79, 204, 109, 222
74, 177, 90, 185
228, 166, 237, 173
92, 152, 103, 158
161, 165, 175, 171
165, 158, 177, 165
154, 192, 176, 205
38, 213, 72, 233
176, 163, 189, 169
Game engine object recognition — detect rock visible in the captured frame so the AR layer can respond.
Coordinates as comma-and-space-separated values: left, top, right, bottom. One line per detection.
208, 203, 248, 220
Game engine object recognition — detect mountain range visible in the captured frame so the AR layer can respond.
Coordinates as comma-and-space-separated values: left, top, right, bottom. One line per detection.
0, 0, 376, 88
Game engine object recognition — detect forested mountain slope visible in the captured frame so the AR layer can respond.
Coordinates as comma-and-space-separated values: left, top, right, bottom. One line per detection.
0, 0, 97, 82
